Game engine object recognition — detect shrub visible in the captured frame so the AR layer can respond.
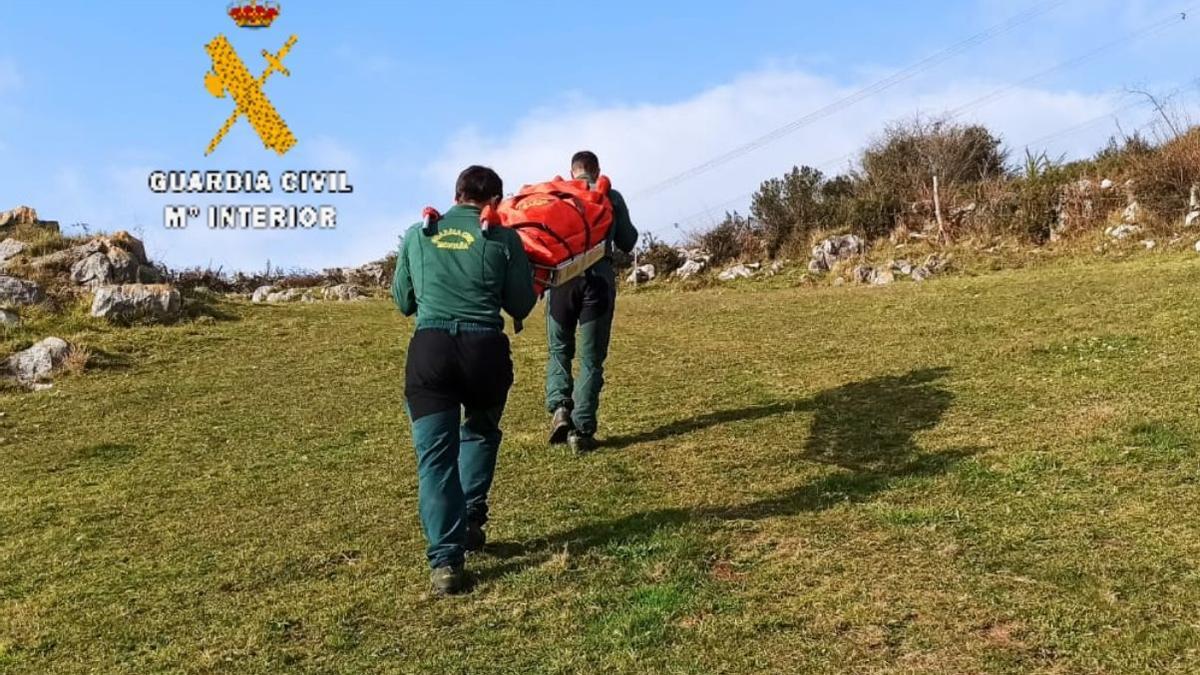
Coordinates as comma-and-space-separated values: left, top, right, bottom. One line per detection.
688, 212, 760, 266
1129, 128, 1200, 219
634, 234, 684, 277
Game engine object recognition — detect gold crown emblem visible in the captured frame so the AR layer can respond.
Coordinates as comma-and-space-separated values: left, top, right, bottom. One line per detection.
227, 0, 280, 29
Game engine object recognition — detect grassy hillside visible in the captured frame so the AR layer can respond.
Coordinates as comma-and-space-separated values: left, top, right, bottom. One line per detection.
3, 255, 1200, 673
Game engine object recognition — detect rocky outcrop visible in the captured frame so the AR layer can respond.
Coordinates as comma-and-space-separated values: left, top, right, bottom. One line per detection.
90, 284, 181, 323
28, 232, 158, 287
673, 249, 712, 279
322, 284, 364, 301
333, 259, 390, 288
6, 337, 70, 389
0, 276, 45, 307
0, 206, 39, 228
809, 235, 866, 273
251, 285, 275, 303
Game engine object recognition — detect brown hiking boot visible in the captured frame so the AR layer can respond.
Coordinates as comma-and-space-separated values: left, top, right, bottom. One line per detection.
430, 565, 469, 596
549, 405, 574, 445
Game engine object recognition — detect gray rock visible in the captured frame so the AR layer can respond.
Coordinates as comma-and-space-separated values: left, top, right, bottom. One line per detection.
1195, 240, 1200, 253
892, 259, 914, 275
1122, 202, 1144, 225
1100, 179, 1115, 191
1186, 211, 1199, 228
1105, 224, 1142, 240
0, 238, 27, 265
852, 265, 875, 284
871, 269, 896, 286
90, 284, 181, 323
7, 337, 70, 387
675, 259, 707, 279
0, 309, 19, 328
0, 276, 44, 307
265, 288, 308, 303
767, 260, 786, 275
251, 285, 275, 303
911, 267, 932, 282
322, 284, 363, 301
718, 263, 757, 281
1142, 240, 1157, 250
626, 264, 656, 284
809, 234, 866, 273
832, 276, 845, 287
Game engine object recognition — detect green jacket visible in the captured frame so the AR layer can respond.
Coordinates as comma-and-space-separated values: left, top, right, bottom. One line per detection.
392, 204, 536, 329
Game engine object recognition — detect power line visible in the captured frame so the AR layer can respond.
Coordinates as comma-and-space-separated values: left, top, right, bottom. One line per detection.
631, 0, 1070, 200
668, 8, 1194, 230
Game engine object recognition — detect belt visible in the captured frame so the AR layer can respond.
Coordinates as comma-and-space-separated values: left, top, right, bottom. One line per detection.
416, 319, 500, 335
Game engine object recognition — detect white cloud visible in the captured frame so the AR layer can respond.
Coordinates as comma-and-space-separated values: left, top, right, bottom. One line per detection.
427, 66, 1127, 237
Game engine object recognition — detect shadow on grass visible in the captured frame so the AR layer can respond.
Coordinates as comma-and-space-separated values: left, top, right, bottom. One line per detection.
482, 367, 972, 577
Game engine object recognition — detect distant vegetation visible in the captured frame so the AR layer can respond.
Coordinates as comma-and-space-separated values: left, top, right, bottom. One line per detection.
666, 103, 1199, 267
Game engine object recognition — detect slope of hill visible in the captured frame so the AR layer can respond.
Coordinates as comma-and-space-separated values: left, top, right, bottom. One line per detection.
3, 254, 1200, 673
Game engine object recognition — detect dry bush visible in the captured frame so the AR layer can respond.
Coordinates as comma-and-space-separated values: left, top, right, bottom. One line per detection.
634, 234, 684, 276
687, 212, 760, 266
61, 345, 92, 377
1129, 128, 1200, 219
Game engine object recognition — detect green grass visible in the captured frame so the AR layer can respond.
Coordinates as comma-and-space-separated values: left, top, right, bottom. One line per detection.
4, 253, 1200, 673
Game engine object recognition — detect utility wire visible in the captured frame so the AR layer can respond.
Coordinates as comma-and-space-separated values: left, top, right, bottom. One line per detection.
669, 9, 1193, 230
632, 0, 1070, 199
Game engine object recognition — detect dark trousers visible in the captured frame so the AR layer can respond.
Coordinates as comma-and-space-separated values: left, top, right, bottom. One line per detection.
544, 267, 616, 436
405, 326, 513, 568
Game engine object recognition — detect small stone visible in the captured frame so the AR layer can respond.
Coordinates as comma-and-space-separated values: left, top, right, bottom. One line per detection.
675, 259, 706, 279
626, 264, 656, 284
1186, 211, 1199, 228
871, 269, 896, 286
6, 337, 70, 387
718, 264, 757, 281
0, 239, 27, 265
1141, 240, 1157, 250
0, 309, 19, 328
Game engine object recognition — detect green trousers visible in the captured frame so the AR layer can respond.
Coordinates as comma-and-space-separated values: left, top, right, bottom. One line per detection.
409, 406, 503, 568
405, 326, 512, 569
544, 268, 616, 436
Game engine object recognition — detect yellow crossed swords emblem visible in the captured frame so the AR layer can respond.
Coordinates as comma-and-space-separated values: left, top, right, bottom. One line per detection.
204, 34, 298, 155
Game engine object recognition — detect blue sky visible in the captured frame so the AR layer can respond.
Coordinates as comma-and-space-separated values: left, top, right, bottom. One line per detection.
0, 0, 1196, 271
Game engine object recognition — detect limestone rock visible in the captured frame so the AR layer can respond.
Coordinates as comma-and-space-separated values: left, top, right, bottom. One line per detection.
0, 206, 38, 228
675, 259, 707, 279
251, 285, 275, 303
0, 309, 19, 328
626, 264, 656, 284
1122, 202, 1144, 225
871, 269, 896, 286
0, 239, 27, 265
809, 234, 867, 273
6, 337, 70, 387
718, 263, 757, 281
1186, 211, 1199, 228
0, 276, 45, 307
322, 284, 363, 301
90, 284, 181, 323
1105, 224, 1142, 240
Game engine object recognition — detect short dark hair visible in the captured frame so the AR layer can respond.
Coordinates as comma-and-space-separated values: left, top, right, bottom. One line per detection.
571, 150, 600, 177
455, 165, 503, 203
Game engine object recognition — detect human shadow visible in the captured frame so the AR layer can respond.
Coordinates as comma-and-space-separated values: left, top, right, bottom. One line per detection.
602, 401, 810, 450
481, 367, 970, 576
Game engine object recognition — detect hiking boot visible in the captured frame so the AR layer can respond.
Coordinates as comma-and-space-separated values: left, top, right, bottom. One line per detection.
465, 520, 486, 553
549, 405, 574, 445
430, 565, 469, 596
568, 431, 598, 456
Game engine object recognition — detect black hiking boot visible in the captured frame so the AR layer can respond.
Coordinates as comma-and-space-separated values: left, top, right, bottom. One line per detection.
465, 520, 486, 553
568, 431, 598, 456
430, 565, 469, 596
549, 405, 574, 445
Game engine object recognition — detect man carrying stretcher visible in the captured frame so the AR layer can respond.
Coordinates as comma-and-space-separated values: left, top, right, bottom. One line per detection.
542, 151, 638, 454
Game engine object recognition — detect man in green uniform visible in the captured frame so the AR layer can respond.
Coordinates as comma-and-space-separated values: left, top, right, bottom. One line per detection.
393, 165, 537, 595
545, 151, 639, 455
